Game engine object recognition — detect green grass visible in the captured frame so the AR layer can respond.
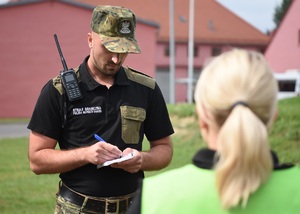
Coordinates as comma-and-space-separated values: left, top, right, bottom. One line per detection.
0, 138, 59, 213
0, 118, 29, 124
0, 97, 299, 213
269, 97, 300, 164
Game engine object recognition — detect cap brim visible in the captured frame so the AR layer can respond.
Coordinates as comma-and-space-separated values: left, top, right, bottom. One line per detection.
100, 35, 141, 54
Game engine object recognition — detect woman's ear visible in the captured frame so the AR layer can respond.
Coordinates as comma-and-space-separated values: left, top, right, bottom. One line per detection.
196, 104, 219, 149
199, 117, 209, 141
197, 107, 209, 142
199, 117, 208, 130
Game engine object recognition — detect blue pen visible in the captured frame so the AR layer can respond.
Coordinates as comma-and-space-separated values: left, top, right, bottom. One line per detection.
94, 134, 105, 142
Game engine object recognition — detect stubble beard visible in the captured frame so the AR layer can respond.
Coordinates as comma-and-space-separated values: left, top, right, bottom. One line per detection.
92, 54, 120, 77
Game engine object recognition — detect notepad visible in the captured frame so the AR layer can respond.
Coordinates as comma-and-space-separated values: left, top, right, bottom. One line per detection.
97, 152, 134, 169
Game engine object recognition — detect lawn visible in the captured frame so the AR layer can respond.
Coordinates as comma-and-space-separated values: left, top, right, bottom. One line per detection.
0, 97, 299, 213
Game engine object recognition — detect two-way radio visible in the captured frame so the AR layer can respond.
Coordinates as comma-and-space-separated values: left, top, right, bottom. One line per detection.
53, 34, 83, 101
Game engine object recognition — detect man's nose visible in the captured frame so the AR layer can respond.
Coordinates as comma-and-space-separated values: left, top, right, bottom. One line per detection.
111, 53, 121, 64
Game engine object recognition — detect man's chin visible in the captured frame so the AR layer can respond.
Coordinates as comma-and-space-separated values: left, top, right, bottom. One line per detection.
104, 68, 119, 76
106, 65, 120, 72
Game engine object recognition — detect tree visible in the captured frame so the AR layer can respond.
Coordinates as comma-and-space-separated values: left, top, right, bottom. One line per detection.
273, 0, 293, 28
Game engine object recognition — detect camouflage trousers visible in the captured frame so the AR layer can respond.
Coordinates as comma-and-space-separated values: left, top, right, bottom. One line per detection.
54, 195, 128, 214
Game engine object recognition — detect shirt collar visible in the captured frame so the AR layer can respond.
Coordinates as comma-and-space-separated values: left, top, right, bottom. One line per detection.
79, 55, 130, 91
192, 148, 294, 170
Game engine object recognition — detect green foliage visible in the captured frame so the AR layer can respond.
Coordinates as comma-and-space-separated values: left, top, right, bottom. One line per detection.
273, 0, 292, 28
0, 97, 299, 213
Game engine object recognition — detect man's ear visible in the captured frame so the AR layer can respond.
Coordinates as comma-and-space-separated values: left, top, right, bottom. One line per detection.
88, 32, 93, 48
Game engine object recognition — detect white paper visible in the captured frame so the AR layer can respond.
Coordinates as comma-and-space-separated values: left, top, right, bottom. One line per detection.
97, 152, 134, 169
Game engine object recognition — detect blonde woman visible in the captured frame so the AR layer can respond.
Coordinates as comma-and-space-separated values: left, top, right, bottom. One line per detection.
127, 49, 300, 213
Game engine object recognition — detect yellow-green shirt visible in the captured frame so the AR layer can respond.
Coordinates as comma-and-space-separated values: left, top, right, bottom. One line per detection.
140, 164, 300, 214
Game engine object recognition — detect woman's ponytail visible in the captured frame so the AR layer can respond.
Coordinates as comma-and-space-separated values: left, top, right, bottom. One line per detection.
215, 105, 272, 209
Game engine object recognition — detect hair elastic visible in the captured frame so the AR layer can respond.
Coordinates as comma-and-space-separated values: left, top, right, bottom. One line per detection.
231, 101, 249, 110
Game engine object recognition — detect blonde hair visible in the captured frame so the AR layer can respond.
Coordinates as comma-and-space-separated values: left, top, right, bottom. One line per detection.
194, 49, 278, 209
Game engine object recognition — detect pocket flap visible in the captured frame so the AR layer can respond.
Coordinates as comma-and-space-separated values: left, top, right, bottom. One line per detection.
120, 106, 146, 121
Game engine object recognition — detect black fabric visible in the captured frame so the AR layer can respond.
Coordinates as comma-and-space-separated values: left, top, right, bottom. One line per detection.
192, 148, 217, 169
192, 148, 294, 170
28, 55, 174, 197
127, 179, 142, 214
270, 150, 295, 170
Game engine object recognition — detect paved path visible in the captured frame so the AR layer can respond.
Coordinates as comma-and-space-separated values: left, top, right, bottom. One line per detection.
0, 123, 29, 139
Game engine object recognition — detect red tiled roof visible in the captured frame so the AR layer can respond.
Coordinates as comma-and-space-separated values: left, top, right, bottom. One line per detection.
73, 0, 270, 46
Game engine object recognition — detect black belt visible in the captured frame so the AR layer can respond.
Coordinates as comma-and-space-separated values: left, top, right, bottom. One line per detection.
58, 184, 134, 213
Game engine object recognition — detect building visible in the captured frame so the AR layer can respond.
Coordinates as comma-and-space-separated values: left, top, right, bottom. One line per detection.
0, 0, 270, 118
0, 0, 158, 118
265, 0, 300, 73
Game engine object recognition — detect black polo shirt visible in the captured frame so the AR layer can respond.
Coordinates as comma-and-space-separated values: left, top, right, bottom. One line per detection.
28, 56, 174, 197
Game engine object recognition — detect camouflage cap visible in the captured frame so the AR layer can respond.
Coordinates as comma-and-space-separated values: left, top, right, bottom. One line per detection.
91, 5, 141, 54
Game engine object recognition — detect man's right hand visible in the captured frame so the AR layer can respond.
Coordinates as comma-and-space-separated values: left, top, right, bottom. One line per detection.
85, 142, 123, 165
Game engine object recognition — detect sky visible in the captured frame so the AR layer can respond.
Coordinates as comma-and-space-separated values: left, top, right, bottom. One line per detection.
0, 0, 8, 4
0, 0, 283, 33
217, 0, 284, 33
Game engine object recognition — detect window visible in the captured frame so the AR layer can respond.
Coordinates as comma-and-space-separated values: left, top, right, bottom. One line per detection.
212, 47, 221, 56
187, 45, 199, 57
274, 71, 300, 100
165, 45, 176, 57
194, 46, 199, 57
165, 45, 170, 56
278, 80, 296, 92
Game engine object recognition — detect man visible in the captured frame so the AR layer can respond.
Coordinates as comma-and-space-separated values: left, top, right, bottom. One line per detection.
28, 5, 173, 214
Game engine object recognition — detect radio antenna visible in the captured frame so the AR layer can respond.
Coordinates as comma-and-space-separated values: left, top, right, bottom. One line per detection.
53, 34, 69, 71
